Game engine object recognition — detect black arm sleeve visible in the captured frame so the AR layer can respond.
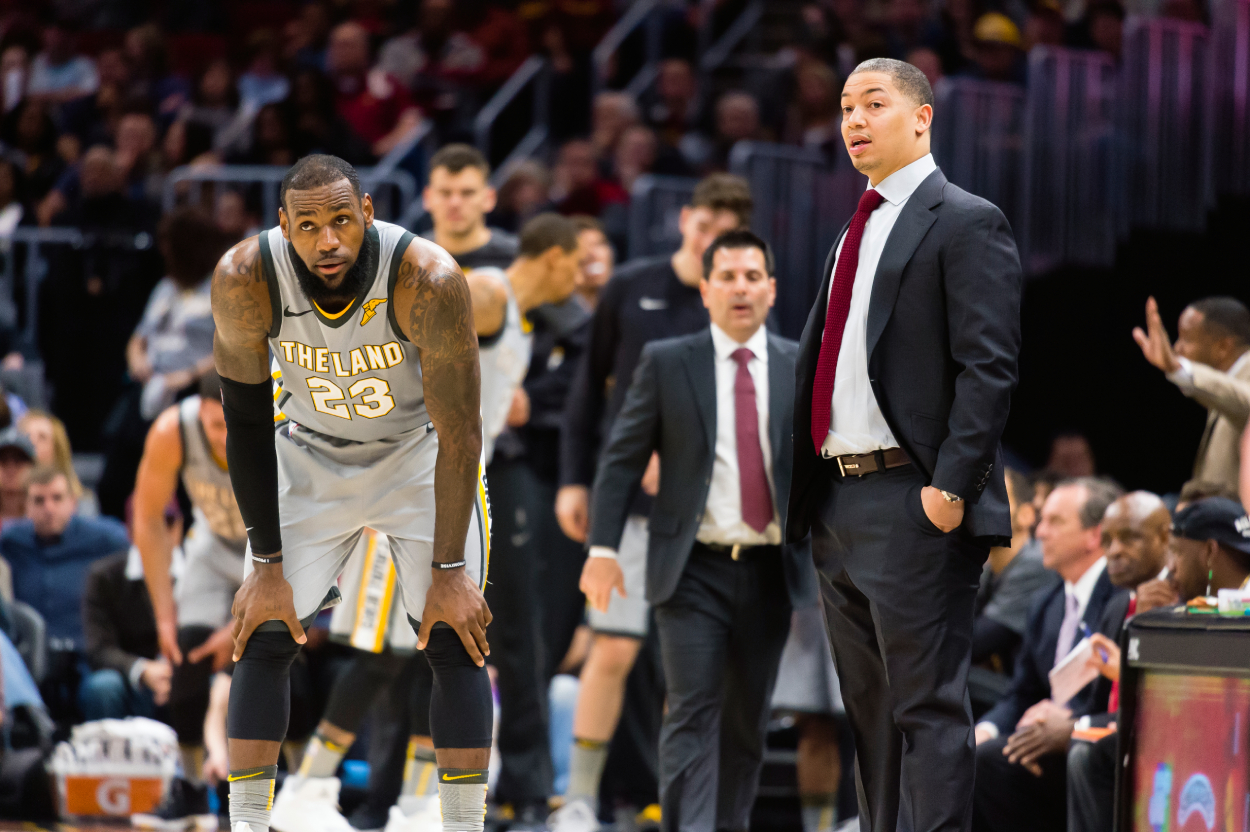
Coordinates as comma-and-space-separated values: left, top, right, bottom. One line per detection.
220, 375, 282, 555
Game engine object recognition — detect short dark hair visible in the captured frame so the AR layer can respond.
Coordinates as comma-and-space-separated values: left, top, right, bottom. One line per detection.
199, 369, 223, 403
280, 154, 361, 211
518, 212, 579, 259
158, 206, 231, 287
1058, 476, 1124, 529
428, 143, 491, 179
690, 173, 753, 227
570, 215, 603, 235
848, 57, 935, 108
1189, 296, 1250, 346
702, 229, 774, 279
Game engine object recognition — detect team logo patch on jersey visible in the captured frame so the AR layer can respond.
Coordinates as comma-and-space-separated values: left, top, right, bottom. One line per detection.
360, 298, 388, 325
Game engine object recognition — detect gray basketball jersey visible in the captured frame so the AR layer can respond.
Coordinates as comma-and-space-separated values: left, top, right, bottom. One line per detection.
260, 220, 427, 442
475, 267, 532, 464
178, 396, 247, 550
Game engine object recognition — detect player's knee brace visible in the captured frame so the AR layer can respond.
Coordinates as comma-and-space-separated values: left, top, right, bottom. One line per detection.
416, 621, 493, 749
227, 624, 302, 742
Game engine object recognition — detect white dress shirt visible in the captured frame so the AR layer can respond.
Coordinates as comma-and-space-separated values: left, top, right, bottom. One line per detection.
820, 153, 938, 459
696, 323, 780, 546
588, 323, 779, 560
1166, 351, 1250, 390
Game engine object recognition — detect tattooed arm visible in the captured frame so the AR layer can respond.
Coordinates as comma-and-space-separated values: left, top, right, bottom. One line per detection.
392, 238, 490, 663
211, 238, 306, 662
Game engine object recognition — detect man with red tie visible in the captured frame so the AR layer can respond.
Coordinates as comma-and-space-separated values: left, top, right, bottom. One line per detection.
586, 230, 816, 831
788, 58, 1023, 832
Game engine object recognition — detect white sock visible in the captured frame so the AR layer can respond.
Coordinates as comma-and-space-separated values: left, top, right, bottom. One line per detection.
436, 769, 487, 832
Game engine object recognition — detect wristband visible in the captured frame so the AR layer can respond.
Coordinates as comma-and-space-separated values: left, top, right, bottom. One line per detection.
433, 560, 467, 570
252, 553, 284, 565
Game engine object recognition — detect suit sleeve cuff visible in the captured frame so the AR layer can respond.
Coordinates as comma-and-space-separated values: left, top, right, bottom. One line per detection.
1165, 356, 1194, 389
588, 546, 618, 560
975, 721, 1000, 740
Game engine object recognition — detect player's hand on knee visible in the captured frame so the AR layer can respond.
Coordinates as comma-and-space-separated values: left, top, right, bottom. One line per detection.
580, 556, 626, 613
230, 560, 306, 662
417, 566, 492, 666
556, 485, 590, 542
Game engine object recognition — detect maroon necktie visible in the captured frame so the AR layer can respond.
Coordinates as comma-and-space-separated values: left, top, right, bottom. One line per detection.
732, 347, 773, 533
810, 188, 885, 453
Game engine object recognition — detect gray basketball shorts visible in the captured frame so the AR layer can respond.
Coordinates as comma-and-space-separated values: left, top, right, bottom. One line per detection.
176, 526, 246, 629
245, 421, 490, 624
586, 514, 649, 638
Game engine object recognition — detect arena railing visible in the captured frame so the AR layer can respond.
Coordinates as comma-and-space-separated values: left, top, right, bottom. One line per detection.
626, 174, 699, 259
932, 77, 1027, 239
474, 55, 552, 189
698, 0, 766, 74
1207, 0, 1250, 197
1120, 16, 1212, 232
729, 141, 865, 340
1021, 45, 1121, 275
592, 0, 665, 99
162, 164, 419, 225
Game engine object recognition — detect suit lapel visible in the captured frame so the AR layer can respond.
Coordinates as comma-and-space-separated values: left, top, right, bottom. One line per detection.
865, 169, 946, 361
682, 330, 717, 453
767, 334, 786, 457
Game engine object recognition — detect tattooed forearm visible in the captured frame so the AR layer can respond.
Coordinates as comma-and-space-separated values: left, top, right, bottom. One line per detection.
395, 247, 482, 564
211, 237, 273, 384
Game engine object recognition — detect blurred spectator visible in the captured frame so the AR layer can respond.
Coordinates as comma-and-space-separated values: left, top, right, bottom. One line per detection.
81, 549, 168, 719
0, 428, 33, 528
542, 20, 594, 141
972, 470, 1057, 691
327, 21, 421, 158
613, 124, 658, 194
124, 24, 190, 120
287, 68, 372, 164
1135, 296, 1250, 498
27, 21, 97, 104
1046, 432, 1097, 477
647, 58, 701, 151
682, 90, 768, 173
4, 99, 67, 212
1101, 491, 1174, 617
973, 478, 1126, 832
283, 1, 333, 72
492, 159, 551, 231
114, 109, 162, 204
570, 215, 612, 310
182, 58, 239, 149
1167, 497, 1250, 600
551, 138, 627, 218
0, 44, 28, 116
40, 144, 148, 230
0, 156, 23, 234
1085, 1, 1126, 59
18, 410, 83, 499
965, 13, 1026, 84
237, 30, 290, 111
783, 61, 842, 149
590, 91, 640, 169
237, 102, 297, 166
1024, 2, 1066, 50
798, 0, 888, 78
884, 0, 932, 59
59, 47, 131, 149
906, 47, 944, 90
161, 117, 216, 173
214, 189, 260, 239
5, 465, 130, 724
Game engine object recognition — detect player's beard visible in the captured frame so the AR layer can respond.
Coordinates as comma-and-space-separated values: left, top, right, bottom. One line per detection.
288, 230, 378, 310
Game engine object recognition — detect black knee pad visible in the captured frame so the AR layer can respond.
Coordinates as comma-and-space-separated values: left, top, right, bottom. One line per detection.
322, 649, 407, 732
227, 623, 302, 742
418, 623, 493, 749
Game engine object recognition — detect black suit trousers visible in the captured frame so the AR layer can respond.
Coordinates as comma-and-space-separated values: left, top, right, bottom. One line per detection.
972, 736, 1067, 832
812, 464, 988, 832
653, 545, 792, 832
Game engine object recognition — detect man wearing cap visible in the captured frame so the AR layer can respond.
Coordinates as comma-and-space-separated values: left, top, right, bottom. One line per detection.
0, 426, 35, 528
1069, 496, 1250, 832
965, 13, 1026, 84
3, 464, 130, 723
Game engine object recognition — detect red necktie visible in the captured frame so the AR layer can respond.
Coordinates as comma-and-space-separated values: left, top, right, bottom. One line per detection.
732, 348, 773, 533
810, 188, 885, 453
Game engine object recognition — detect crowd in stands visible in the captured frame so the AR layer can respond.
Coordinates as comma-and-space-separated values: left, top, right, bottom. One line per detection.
0, 1, 1239, 831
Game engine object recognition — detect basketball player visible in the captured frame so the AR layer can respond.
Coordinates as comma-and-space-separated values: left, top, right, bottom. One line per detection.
211, 154, 491, 832
131, 370, 244, 830
271, 213, 582, 832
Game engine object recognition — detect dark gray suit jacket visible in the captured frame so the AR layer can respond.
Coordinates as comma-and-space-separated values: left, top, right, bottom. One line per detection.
589, 327, 817, 608
788, 167, 1022, 546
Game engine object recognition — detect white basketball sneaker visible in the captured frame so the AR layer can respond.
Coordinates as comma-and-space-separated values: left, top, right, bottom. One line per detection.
383, 795, 443, 832
548, 798, 600, 832
269, 775, 355, 832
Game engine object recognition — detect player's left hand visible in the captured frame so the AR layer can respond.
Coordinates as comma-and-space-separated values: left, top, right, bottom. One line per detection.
417, 567, 492, 666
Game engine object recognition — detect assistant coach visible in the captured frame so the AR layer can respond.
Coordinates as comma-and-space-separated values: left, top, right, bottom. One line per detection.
788, 58, 1022, 832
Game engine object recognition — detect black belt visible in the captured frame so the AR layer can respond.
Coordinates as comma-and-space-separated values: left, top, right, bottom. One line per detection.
826, 446, 911, 477
697, 541, 780, 561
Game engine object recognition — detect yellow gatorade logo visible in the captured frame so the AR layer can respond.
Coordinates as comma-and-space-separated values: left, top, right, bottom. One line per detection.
360, 298, 387, 325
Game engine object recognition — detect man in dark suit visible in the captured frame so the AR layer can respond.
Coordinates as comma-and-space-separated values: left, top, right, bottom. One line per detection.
788, 58, 1022, 832
586, 230, 816, 831
971, 478, 1127, 832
